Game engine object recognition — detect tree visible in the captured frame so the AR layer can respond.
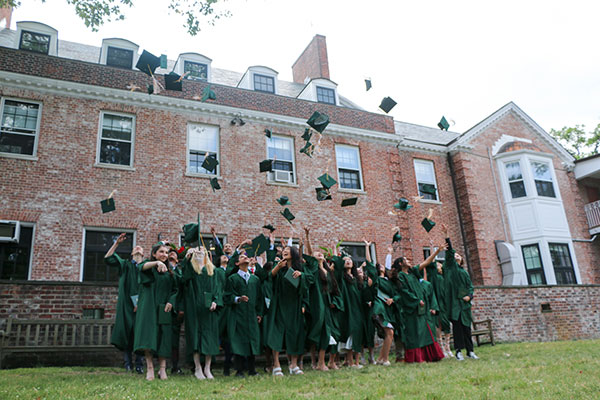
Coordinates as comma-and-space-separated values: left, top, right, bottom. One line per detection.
0, 0, 230, 36
549, 124, 600, 159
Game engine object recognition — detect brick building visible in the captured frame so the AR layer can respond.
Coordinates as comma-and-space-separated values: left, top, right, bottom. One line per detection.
1, 21, 599, 363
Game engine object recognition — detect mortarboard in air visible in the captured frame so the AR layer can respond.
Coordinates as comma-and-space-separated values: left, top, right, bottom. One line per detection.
262, 224, 276, 232
210, 177, 221, 192
299, 141, 315, 157
280, 208, 295, 223
420, 184, 437, 196
264, 129, 272, 138
306, 111, 330, 133
392, 232, 402, 243
438, 116, 450, 131
259, 159, 273, 173
277, 196, 291, 206
301, 128, 312, 142
182, 222, 199, 244
341, 197, 358, 207
421, 218, 436, 233
379, 97, 397, 113
318, 173, 337, 189
164, 72, 183, 91
245, 234, 271, 257
365, 78, 372, 91
201, 85, 216, 102
136, 50, 161, 77
394, 197, 413, 211
100, 197, 115, 214
315, 187, 332, 201
202, 154, 219, 173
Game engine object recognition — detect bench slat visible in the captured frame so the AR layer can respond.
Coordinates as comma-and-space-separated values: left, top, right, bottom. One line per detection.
44, 324, 49, 345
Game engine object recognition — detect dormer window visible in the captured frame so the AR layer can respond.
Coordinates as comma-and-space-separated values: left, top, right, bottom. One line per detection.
16, 22, 58, 56
175, 53, 212, 82
297, 78, 338, 106
184, 60, 208, 81
316, 86, 336, 105
254, 73, 275, 93
238, 66, 278, 94
19, 30, 50, 54
106, 47, 133, 69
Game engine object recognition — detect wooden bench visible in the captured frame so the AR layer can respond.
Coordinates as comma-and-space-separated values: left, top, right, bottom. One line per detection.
0, 318, 116, 369
449, 318, 495, 347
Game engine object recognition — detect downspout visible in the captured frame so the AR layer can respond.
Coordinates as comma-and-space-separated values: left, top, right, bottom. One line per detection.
447, 151, 473, 277
487, 147, 509, 241
572, 235, 598, 243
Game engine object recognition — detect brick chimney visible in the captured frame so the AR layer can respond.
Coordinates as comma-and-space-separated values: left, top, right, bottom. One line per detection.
292, 34, 330, 84
0, 6, 12, 30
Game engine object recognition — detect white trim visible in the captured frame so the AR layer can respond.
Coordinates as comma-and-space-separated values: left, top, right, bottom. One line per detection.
0, 96, 43, 158
186, 122, 220, 176
238, 66, 279, 94
413, 158, 440, 201
16, 21, 58, 56
95, 110, 136, 168
175, 53, 212, 82
24, 222, 36, 281
80, 227, 137, 282
100, 38, 139, 69
335, 144, 364, 191
491, 134, 532, 156
297, 78, 338, 105
266, 134, 296, 185
517, 238, 581, 285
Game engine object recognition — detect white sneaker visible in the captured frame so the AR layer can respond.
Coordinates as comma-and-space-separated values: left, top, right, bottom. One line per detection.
456, 351, 465, 361
467, 351, 479, 360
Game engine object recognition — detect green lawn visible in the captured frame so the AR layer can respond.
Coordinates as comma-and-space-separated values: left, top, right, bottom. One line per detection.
1, 340, 599, 399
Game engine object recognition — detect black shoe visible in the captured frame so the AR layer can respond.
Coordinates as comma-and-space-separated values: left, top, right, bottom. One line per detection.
223, 368, 230, 377
248, 370, 259, 376
235, 371, 245, 378
125, 365, 133, 372
171, 367, 184, 375
135, 366, 144, 374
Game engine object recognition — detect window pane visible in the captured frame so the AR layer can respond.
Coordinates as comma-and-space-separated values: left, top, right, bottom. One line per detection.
505, 162, 523, 181
531, 162, 552, 181
2, 100, 39, 134
336, 146, 360, 170
339, 244, 367, 266
102, 114, 132, 141
549, 243, 576, 285
254, 74, 275, 93
509, 181, 527, 198
106, 47, 133, 69
273, 160, 293, 172
316, 86, 336, 105
0, 226, 33, 280
189, 124, 218, 153
20, 30, 50, 54
418, 182, 438, 201
414, 160, 436, 183
184, 61, 208, 80
339, 169, 361, 190
535, 180, 556, 198
0, 132, 36, 155
83, 231, 133, 282
522, 244, 546, 285
267, 137, 293, 161
100, 140, 131, 166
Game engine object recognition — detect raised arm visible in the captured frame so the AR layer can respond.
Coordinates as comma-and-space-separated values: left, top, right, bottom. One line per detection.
304, 226, 313, 256
417, 242, 447, 271
104, 233, 126, 258
385, 246, 393, 271
363, 239, 372, 263
441, 223, 453, 251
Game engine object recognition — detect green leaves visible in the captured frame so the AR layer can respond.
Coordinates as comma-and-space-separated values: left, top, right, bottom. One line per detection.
550, 123, 600, 159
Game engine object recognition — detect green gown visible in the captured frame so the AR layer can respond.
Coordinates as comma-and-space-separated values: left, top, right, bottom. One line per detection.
180, 259, 223, 357
224, 271, 263, 356
364, 262, 399, 330
105, 254, 139, 351
422, 263, 450, 333
361, 277, 376, 348
331, 256, 363, 353
397, 266, 433, 350
443, 247, 474, 327
133, 261, 177, 357
171, 263, 184, 349
421, 279, 440, 334
265, 263, 307, 355
215, 266, 229, 337
303, 255, 333, 351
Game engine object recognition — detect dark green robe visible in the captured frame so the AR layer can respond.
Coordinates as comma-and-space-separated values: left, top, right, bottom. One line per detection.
397, 266, 432, 350
443, 248, 474, 327
180, 259, 222, 357
361, 278, 376, 348
105, 254, 139, 351
364, 262, 399, 330
133, 261, 177, 357
224, 271, 263, 356
171, 264, 184, 349
215, 266, 229, 337
421, 279, 439, 334
422, 263, 450, 332
303, 255, 333, 350
331, 256, 363, 352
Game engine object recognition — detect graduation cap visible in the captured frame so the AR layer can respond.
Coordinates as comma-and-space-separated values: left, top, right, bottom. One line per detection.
306, 111, 330, 133
202, 154, 219, 173
100, 190, 116, 213
276, 196, 291, 206
394, 197, 413, 211
318, 173, 337, 189
365, 78, 372, 91
301, 128, 313, 142
136, 50, 161, 77
259, 159, 273, 173
299, 141, 315, 157
392, 232, 402, 244
316, 187, 332, 201
201, 85, 216, 102
280, 208, 295, 223
420, 184, 437, 196
146, 84, 154, 95
182, 222, 199, 244
379, 97, 397, 114
341, 197, 358, 207
210, 177, 221, 192
264, 129, 272, 138
438, 116, 450, 131
421, 218, 436, 233
164, 72, 183, 91
244, 234, 271, 257
262, 224, 276, 232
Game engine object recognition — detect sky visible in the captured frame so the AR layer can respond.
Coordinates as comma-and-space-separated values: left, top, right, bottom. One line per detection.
5, 0, 600, 134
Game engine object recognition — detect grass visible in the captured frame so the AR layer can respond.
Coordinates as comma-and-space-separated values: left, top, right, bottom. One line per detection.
1, 340, 599, 399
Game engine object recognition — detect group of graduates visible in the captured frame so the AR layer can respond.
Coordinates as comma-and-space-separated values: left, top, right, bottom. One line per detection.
105, 222, 478, 381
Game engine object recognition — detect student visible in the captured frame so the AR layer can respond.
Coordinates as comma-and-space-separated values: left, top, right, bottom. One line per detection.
358, 264, 376, 365
213, 247, 233, 376
104, 233, 144, 374
266, 245, 307, 376
133, 242, 177, 381
181, 246, 222, 379
168, 248, 184, 375
420, 269, 445, 361
440, 224, 479, 361
224, 252, 263, 377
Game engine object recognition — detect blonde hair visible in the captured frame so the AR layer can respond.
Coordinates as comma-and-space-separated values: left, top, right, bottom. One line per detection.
191, 246, 215, 276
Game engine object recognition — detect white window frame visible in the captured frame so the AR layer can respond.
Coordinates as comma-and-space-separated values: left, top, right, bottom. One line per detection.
413, 159, 440, 202
504, 160, 528, 199
186, 123, 220, 177
175, 53, 212, 82
16, 21, 58, 56
297, 78, 339, 105
0, 97, 43, 160
339, 241, 377, 265
529, 160, 557, 198
266, 134, 296, 185
335, 144, 364, 192
100, 38, 139, 69
0, 222, 35, 281
79, 227, 137, 282
422, 246, 446, 263
316, 86, 336, 105
95, 111, 136, 170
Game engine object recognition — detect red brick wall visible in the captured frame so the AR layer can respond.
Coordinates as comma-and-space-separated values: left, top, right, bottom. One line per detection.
292, 35, 330, 84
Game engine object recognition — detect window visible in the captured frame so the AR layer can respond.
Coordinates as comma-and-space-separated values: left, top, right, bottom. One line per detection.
0, 225, 34, 280
505, 161, 527, 198
549, 243, 576, 285
83, 230, 134, 282
106, 46, 134, 69
336, 145, 363, 190
98, 112, 134, 167
530, 161, 556, 198
253, 74, 275, 93
184, 61, 208, 81
188, 124, 219, 175
0, 99, 41, 157
413, 159, 438, 200
316, 86, 336, 105
423, 247, 446, 263
267, 135, 295, 184
521, 244, 546, 285
338, 242, 376, 266
19, 30, 50, 54
82, 308, 105, 319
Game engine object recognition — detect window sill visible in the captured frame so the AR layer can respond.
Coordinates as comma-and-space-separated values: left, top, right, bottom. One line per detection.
418, 199, 442, 205
338, 188, 366, 195
266, 180, 299, 188
0, 153, 38, 161
94, 163, 135, 171
185, 172, 221, 179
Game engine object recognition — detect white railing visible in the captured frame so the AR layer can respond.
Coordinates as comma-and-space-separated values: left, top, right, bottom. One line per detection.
584, 200, 600, 230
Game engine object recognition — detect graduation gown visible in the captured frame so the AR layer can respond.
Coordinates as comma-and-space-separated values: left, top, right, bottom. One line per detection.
133, 261, 177, 357
397, 266, 432, 350
361, 278, 376, 348
422, 263, 450, 332
224, 271, 263, 356
171, 264, 184, 349
332, 256, 363, 352
180, 259, 223, 357
421, 279, 440, 333
364, 262, 399, 330
105, 254, 139, 351
214, 266, 229, 337
443, 247, 474, 327
303, 255, 334, 350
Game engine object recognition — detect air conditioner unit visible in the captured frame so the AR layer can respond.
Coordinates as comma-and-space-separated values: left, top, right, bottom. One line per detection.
273, 170, 292, 183
0, 220, 21, 243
